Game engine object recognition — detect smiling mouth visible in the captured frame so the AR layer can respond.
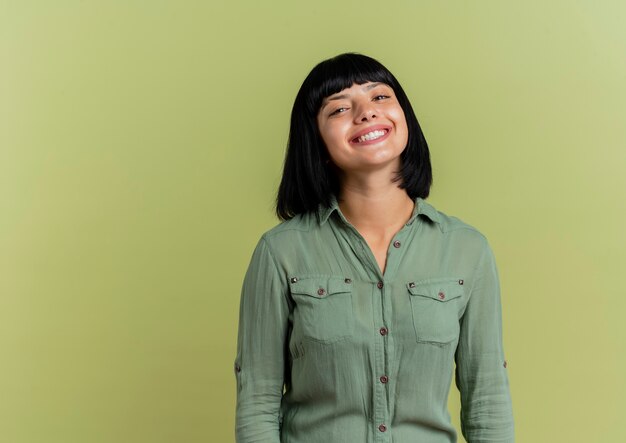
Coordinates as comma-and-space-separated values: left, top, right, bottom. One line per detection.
351, 129, 390, 144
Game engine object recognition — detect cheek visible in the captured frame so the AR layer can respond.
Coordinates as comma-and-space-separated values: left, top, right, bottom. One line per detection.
320, 123, 347, 148
394, 108, 408, 127
400, 120, 409, 140
395, 113, 409, 139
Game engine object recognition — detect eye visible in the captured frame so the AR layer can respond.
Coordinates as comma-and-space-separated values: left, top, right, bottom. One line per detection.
373, 94, 390, 101
330, 107, 348, 116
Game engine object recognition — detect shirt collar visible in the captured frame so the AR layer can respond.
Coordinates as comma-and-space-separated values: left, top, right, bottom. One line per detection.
316, 194, 443, 231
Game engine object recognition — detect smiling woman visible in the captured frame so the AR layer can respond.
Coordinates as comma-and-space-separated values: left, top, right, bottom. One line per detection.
234, 53, 515, 443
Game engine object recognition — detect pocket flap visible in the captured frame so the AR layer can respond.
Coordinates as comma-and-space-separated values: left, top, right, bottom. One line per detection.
406, 278, 465, 302
289, 275, 353, 299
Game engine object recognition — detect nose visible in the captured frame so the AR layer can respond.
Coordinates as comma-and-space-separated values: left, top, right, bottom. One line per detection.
354, 99, 377, 122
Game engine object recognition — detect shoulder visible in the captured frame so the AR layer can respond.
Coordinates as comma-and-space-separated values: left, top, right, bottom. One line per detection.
262, 212, 313, 237
254, 211, 316, 252
422, 199, 491, 251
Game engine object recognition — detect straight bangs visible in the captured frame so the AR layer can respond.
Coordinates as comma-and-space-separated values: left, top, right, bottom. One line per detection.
300, 54, 399, 118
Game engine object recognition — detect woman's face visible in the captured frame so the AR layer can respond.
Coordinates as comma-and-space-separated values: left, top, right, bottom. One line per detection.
316, 81, 409, 176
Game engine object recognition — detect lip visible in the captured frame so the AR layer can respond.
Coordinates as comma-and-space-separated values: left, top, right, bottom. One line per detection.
349, 125, 392, 145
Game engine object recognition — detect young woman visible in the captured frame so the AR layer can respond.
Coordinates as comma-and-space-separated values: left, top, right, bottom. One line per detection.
234, 52, 514, 443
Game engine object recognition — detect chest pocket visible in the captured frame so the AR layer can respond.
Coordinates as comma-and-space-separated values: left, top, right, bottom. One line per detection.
288, 275, 354, 344
407, 277, 465, 344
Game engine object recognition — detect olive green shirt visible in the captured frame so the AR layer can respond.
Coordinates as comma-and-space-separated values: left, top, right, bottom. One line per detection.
234, 195, 514, 442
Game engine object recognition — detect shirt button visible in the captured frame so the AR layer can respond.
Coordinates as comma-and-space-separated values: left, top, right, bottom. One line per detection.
379, 327, 388, 336
317, 288, 326, 296
393, 240, 401, 248
438, 291, 445, 300
503, 360, 508, 368
380, 375, 388, 384
234, 363, 241, 373
377, 281, 384, 289
345, 278, 352, 283
378, 424, 387, 432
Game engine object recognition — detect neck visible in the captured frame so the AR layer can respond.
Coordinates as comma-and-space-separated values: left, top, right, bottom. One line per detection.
336, 177, 415, 237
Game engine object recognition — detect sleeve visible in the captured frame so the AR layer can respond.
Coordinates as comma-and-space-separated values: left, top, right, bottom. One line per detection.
234, 235, 290, 443
454, 238, 515, 442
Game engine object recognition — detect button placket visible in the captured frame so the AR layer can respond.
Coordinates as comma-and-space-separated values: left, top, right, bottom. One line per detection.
373, 277, 389, 438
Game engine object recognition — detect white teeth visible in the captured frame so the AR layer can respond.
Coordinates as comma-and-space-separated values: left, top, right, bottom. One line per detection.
356, 129, 387, 142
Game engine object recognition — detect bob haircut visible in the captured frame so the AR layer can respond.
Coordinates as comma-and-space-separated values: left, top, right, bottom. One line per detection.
275, 52, 432, 221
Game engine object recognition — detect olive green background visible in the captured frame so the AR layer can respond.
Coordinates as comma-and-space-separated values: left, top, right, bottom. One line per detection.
1, 1, 624, 442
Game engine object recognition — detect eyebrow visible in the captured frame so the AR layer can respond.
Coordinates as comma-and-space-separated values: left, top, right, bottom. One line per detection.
321, 82, 387, 110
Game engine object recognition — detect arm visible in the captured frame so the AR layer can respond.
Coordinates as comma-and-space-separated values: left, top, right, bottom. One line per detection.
455, 238, 515, 442
234, 236, 290, 443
